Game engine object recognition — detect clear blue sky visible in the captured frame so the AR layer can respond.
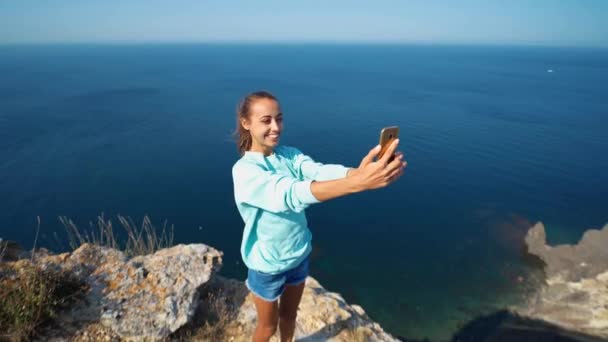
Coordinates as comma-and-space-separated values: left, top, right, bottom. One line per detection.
1, 0, 607, 46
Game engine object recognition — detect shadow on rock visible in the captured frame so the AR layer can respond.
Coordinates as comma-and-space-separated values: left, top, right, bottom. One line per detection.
452, 310, 608, 342
171, 275, 250, 341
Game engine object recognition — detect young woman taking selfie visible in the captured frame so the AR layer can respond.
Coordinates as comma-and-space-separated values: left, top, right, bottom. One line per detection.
232, 90, 406, 342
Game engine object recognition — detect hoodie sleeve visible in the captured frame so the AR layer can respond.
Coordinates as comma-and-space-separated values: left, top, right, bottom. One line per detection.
232, 161, 320, 213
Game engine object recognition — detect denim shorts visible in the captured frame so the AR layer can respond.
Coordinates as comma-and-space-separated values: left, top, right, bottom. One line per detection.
245, 256, 310, 302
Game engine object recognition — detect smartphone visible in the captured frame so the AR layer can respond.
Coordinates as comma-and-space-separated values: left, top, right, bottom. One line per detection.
377, 126, 399, 162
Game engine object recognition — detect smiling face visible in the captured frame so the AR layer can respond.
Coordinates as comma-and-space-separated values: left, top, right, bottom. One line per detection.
240, 97, 283, 156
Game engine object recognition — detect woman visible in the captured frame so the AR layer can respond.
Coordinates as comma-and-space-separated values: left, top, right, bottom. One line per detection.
232, 90, 406, 341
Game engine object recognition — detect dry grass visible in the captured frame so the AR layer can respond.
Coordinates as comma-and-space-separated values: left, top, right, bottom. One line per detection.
191, 291, 232, 341
60, 213, 174, 257
172, 283, 237, 341
0, 261, 87, 341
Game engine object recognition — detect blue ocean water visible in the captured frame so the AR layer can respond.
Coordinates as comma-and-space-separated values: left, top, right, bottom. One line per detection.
1, 44, 606, 340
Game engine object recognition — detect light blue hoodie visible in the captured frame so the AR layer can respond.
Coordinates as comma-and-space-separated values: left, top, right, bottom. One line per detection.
232, 145, 349, 274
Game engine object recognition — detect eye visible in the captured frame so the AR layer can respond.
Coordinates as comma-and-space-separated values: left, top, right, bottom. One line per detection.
261, 118, 271, 124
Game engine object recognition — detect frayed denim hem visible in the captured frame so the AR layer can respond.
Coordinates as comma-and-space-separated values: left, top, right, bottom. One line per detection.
245, 278, 282, 302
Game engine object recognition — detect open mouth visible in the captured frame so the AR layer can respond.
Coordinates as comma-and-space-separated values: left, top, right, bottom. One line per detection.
266, 133, 280, 139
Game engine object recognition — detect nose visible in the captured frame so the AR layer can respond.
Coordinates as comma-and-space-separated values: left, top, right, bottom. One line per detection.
270, 119, 280, 131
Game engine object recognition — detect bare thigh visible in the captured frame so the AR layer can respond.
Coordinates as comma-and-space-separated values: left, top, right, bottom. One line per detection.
279, 280, 306, 319
253, 293, 279, 327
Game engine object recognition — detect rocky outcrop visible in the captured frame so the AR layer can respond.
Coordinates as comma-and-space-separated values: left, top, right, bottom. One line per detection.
34, 243, 223, 340
14, 243, 396, 341
190, 275, 399, 342
525, 222, 608, 281
11, 221, 608, 341
520, 222, 608, 338
6, 221, 608, 341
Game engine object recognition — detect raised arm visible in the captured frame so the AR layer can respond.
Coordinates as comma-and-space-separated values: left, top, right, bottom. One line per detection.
310, 139, 406, 202
291, 148, 351, 181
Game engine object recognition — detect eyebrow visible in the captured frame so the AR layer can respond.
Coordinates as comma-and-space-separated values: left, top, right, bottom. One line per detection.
260, 113, 283, 119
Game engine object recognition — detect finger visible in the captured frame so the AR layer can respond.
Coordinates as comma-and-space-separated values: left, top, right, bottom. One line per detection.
385, 163, 402, 180
388, 169, 403, 183
386, 169, 403, 185
380, 139, 400, 164
360, 145, 381, 167
386, 160, 407, 181
385, 153, 404, 173
387, 152, 404, 165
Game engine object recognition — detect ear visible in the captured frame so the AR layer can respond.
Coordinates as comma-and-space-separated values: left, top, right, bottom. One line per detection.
240, 117, 251, 131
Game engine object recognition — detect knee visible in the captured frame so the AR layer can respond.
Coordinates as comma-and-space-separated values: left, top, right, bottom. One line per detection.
256, 321, 278, 338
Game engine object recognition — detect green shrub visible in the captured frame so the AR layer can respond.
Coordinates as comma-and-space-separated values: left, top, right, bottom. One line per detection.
0, 262, 87, 341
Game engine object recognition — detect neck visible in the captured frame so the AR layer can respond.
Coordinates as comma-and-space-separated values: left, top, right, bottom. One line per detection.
249, 143, 274, 156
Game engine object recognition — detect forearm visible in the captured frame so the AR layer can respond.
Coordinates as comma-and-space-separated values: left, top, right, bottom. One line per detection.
310, 176, 361, 202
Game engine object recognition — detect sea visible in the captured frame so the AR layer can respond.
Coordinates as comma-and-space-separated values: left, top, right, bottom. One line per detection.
1, 43, 607, 340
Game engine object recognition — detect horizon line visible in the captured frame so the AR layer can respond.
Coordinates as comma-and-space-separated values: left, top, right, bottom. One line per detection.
0, 40, 606, 49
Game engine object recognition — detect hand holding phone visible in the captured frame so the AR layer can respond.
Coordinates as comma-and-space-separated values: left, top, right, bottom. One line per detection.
377, 126, 399, 163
